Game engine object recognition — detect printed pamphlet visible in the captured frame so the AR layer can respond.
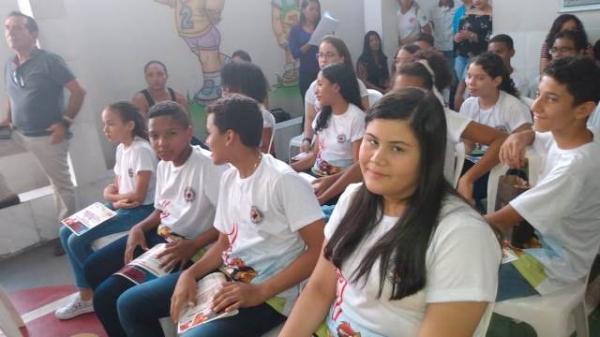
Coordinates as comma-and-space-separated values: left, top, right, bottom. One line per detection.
116, 243, 174, 284
62, 202, 116, 236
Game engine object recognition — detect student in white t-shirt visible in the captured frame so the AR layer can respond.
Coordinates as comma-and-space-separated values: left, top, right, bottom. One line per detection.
487, 57, 600, 301
55, 101, 158, 320
83, 101, 226, 337
301, 36, 370, 153
588, 102, 600, 133
292, 63, 365, 180
221, 61, 276, 154
430, 0, 458, 61
488, 34, 532, 99
141, 94, 324, 337
280, 88, 501, 337
396, 0, 432, 46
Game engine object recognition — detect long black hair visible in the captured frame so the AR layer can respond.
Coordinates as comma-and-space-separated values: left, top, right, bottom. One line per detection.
324, 88, 452, 300
299, 0, 321, 26
471, 52, 520, 98
320, 35, 355, 70
544, 14, 588, 53
358, 31, 389, 86
314, 63, 363, 132
108, 101, 148, 141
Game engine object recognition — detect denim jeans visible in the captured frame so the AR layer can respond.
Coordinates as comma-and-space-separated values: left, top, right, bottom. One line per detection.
496, 263, 539, 302
454, 55, 470, 82
84, 229, 167, 337
60, 204, 154, 289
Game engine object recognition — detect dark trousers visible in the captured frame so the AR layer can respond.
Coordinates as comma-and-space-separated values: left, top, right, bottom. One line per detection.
83, 230, 166, 337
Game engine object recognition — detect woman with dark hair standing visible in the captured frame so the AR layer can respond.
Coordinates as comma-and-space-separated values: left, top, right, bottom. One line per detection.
288, 0, 321, 101
357, 31, 390, 93
539, 14, 590, 73
280, 88, 501, 337
292, 63, 365, 178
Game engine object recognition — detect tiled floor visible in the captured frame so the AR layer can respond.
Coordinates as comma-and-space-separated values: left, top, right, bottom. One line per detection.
1, 241, 599, 337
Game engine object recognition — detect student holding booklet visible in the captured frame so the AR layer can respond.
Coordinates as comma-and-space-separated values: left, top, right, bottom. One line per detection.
116, 94, 325, 337
55, 102, 157, 320
82, 101, 227, 337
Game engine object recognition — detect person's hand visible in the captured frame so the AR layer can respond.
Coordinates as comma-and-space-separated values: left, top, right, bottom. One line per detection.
113, 199, 141, 209
313, 175, 335, 197
499, 133, 530, 169
457, 176, 475, 205
170, 270, 198, 322
47, 122, 67, 144
124, 226, 147, 264
299, 139, 311, 153
156, 239, 197, 270
300, 43, 312, 54
211, 282, 267, 313
468, 31, 479, 42
105, 183, 118, 195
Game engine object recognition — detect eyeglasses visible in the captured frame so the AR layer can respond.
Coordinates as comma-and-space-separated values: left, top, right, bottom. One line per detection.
316, 52, 338, 60
549, 47, 575, 54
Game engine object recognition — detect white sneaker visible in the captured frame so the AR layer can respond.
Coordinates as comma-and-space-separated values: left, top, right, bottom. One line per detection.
54, 294, 94, 320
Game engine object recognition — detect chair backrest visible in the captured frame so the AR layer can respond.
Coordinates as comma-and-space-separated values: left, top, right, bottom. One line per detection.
453, 142, 466, 188
473, 303, 495, 337
367, 89, 384, 108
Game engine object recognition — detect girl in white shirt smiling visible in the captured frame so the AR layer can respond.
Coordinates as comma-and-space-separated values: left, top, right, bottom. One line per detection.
280, 88, 501, 337
292, 63, 365, 178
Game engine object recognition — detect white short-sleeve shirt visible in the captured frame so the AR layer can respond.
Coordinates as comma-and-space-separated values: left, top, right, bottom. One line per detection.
510, 132, 600, 295
113, 137, 157, 205
153, 146, 228, 239
431, 4, 457, 51
397, 4, 429, 41
214, 154, 324, 316
305, 78, 368, 117
459, 91, 532, 133
312, 103, 365, 172
324, 183, 501, 336
444, 108, 471, 183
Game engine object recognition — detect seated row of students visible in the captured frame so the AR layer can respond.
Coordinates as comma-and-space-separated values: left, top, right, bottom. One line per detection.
58, 55, 599, 337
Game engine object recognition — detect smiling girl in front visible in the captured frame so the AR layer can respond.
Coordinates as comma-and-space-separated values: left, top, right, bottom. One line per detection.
279, 88, 501, 337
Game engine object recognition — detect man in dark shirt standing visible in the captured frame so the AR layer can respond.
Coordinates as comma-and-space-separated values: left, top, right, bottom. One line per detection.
2, 11, 86, 255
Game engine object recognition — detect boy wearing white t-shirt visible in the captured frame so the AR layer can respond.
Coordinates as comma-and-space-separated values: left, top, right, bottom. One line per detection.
120, 94, 325, 337
486, 57, 600, 300
84, 101, 227, 337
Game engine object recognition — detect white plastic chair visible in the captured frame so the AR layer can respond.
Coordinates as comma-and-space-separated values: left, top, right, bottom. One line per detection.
366, 89, 384, 108
0, 286, 24, 337
494, 275, 590, 337
288, 134, 304, 161
486, 148, 540, 215
453, 142, 466, 188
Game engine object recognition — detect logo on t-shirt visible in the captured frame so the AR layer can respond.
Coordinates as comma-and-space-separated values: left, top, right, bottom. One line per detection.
336, 321, 361, 337
127, 168, 134, 178
336, 134, 347, 144
250, 206, 263, 224
183, 187, 196, 202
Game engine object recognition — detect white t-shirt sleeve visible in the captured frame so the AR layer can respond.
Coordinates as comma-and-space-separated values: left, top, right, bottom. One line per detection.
358, 79, 369, 98
426, 209, 501, 303
458, 97, 478, 121
305, 81, 317, 107
132, 145, 156, 174
445, 109, 471, 143
505, 97, 532, 131
212, 169, 234, 233
275, 172, 324, 232
153, 162, 165, 210
324, 183, 361, 240
510, 165, 581, 235
350, 107, 366, 142
202, 161, 226, 208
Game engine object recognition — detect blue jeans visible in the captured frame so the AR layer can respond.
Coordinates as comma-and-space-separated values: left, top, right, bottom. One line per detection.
496, 263, 539, 301
454, 55, 470, 81
118, 272, 287, 337
60, 204, 154, 289
84, 230, 167, 337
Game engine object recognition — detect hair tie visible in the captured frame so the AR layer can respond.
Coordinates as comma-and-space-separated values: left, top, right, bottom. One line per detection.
416, 59, 446, 106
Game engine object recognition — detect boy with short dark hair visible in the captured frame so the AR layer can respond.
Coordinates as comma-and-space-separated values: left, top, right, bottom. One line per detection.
117, 94, 325, 337
488, 34, 531, 98
486, 57, 600, 300
83, 101, 227, 337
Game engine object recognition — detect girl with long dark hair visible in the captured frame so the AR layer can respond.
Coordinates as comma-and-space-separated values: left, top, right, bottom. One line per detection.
357, 31, 390, 93
280, 88, 501, 337
292, 63, 364, 177
539, 14, 590, 73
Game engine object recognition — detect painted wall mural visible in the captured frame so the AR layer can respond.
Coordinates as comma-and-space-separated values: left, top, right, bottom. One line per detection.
271, 0, 301, 87
154, 0, 227, 102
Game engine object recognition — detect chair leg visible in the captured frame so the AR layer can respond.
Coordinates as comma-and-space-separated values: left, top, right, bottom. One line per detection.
573, 302, 589, 337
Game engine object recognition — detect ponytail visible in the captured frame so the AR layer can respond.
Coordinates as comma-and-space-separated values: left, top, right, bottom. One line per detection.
108, 101, 149, 141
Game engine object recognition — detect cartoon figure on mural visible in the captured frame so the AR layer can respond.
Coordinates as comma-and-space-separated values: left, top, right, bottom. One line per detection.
154, 0, 227, 102
271, 0, 302, 87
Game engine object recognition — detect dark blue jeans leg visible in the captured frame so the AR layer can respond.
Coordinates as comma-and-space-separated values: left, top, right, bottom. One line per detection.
181, 303, 286, 337
496, 263, 540, 301
118, 272, 181, 337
